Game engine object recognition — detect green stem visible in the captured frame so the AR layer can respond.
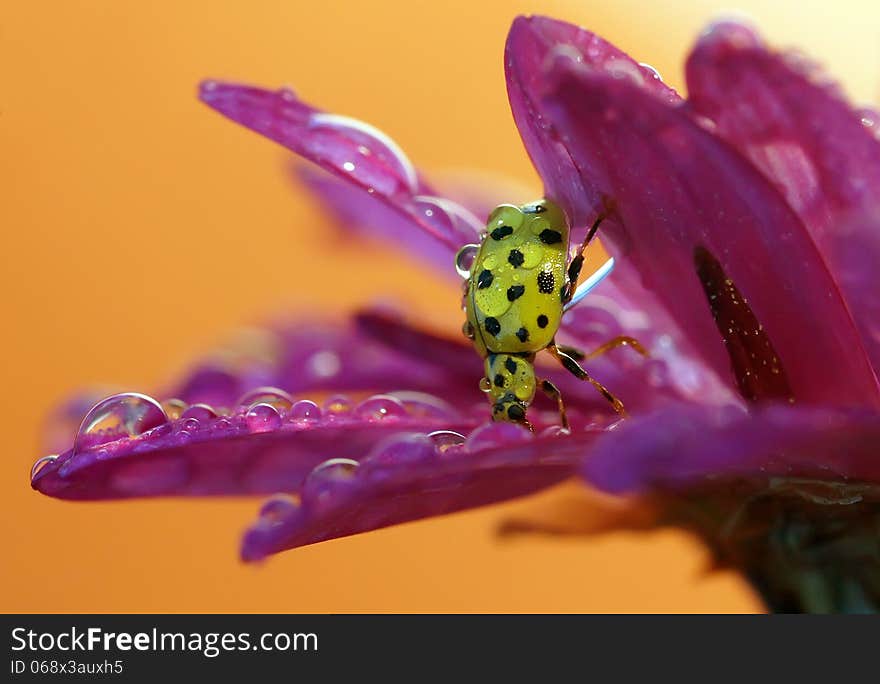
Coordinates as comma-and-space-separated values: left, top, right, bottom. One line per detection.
666, 479, 880, 614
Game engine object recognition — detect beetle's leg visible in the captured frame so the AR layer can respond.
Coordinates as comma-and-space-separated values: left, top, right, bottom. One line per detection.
562, 202, 613, 304
546, 342, 627, 416
539, 379, 569, 431
557, 336, 649, 361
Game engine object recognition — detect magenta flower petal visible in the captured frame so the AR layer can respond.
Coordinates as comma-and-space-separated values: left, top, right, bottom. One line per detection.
199, 81, 481, 254
42, 316, 480, 453
240, 422, 602, 560
505, 15, 679, 228
534, 60, 880, 409
34, 311, 499, 500
582, 403, 880, 494
685, 22, 880, 371
32, 393, 477, 500
168, 315, 477, 408
558, 269, 740, 408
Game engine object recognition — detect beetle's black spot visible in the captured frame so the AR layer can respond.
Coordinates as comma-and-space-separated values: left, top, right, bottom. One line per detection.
493, 373, 505, 388
493, 403, 504, 414
516, 327, 529, 342
484, 317, 501, 336
507, 249, 525, 267
537, 314, 549, 328
490, 225, 513, 240
507, 285, 525, 301
507, 404, 526, 421
504, 357, 517, 374
537, 270, 555, 294
477, 269, 493, 289
539, 229, 562, 245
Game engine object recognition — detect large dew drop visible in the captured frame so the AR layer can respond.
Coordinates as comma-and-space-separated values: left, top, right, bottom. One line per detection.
455, 243, 480, 279
245, 403, 283, 433
308, 112, 419, 196
74, 393, 169, 453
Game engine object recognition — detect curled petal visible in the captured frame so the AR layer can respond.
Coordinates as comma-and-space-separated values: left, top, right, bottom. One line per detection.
686, 22, 880, 372
506, 15, 679, 228
199, 81, 481, 255
32, 391, 477, 500
537, 61, 880, 409
240, 422, 605, 560
582, 403, 880, 493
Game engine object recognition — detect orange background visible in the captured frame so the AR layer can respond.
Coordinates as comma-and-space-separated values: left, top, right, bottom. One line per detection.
3, 1, 877, 613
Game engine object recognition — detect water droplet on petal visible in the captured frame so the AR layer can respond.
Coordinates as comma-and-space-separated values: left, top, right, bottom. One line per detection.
638, 62, 663, 81
427, 430, 466, 453
413, 194, 481, 236
74, 393, 169, 453
354, 394, 408, 421
645, 358, 670, 388
30, 454, 57, 481
303, 458, 360, 504
237, 387, 293, 414
289, 400, 322, 423
179, 417, 201, 433
606, 57, 645, 86
258, 494, 300, 523
308, 112, 420, 194
310, 458, 359, 479
388, 391, 458, 419
454, 243, 480, 278
538, 425, 570, 439
465, 422, 531, 452
858, 108, 880, 140
324, 395, 352, 414
161, 398, 187, 420
245, 403, 282, 433
180, 403, 218, 422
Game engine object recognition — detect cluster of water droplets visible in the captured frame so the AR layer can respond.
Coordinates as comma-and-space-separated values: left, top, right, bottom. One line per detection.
246, 415, 592, 552
248, 422, 551, 534
30, 385, 472, 482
